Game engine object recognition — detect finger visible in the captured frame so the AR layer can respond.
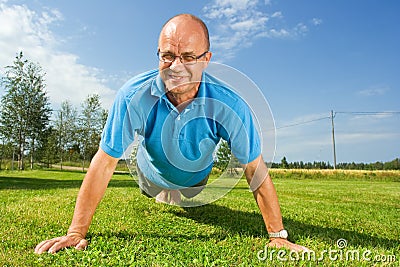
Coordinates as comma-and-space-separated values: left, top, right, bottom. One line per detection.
289, 244, 306, 252
75, 239, 88, 250
48, 237, 75, 254
267, 239, 282, 248
35, 238, 61, 254
35, 240, 49, 254
296, 245, 311, 252
268, 239, 310, 253
283, 241, 310, 252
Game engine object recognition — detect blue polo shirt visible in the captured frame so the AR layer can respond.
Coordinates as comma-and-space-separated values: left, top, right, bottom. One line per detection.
100, 69, 261, 189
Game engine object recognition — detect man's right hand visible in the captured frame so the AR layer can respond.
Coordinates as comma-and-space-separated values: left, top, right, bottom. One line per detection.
34, 233, 88, 254
34, 148, 118, 254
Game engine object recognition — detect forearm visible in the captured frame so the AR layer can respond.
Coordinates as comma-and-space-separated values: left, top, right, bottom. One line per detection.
243, 156, 310, 252
244, 155, 284, 233
252, 174, 284, 233
68, 149, 118, 237
34, 149, 120, 254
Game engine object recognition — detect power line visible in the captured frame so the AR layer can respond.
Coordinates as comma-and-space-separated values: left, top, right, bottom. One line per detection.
275, 116, 331, 130
273, 111, 400, 130
335, 111, 400, 115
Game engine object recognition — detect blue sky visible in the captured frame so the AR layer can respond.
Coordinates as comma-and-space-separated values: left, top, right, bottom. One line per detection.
0, 0, 399, 163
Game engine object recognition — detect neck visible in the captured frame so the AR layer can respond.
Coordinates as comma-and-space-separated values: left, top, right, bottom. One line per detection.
166, 84, 200, 111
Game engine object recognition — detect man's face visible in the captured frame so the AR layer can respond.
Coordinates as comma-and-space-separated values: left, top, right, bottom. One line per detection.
158, 18, 211, 96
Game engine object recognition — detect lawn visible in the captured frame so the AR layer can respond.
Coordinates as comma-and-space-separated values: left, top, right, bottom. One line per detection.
0, 169, 399, 266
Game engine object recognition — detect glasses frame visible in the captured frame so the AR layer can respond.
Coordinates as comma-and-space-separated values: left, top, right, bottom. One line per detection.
157, 50, 209, 65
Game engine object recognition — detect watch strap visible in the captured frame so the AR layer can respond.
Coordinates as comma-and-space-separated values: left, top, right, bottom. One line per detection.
269, 229, 288, 239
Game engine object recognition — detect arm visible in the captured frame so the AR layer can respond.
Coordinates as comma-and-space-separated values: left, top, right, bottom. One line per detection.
243, 154, 308, 252
34, 148, 119, 254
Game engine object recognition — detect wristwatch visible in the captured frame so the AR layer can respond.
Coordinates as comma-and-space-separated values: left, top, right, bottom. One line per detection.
269, 229, 288, 239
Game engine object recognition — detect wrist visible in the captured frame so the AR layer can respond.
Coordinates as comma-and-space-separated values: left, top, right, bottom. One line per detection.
268, 229, 288, 239
68, 223, 88, 238
67, 230, 85, 239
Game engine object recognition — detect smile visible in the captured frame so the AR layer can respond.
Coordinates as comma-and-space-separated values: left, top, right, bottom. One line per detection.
168, 75, 188, 82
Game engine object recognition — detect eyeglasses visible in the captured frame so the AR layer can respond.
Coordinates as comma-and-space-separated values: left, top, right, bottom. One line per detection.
157, 51, 208, 65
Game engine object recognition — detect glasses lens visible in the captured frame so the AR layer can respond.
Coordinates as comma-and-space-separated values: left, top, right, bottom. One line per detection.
161, 53, 175, 63
181, 55, 197, 64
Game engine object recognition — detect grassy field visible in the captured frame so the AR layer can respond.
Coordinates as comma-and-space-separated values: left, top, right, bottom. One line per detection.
0, 169, 399, 266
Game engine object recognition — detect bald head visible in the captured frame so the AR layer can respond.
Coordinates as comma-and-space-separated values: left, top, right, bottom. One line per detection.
159, 14, 210, 51
157, 14, 212, 103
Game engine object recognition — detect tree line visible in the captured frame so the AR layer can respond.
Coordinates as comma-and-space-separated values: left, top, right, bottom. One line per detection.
0, 52, 107, 170
271, 156, 400, 170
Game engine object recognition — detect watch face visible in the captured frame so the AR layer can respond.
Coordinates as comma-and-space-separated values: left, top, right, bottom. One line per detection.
280, 230, 288, 239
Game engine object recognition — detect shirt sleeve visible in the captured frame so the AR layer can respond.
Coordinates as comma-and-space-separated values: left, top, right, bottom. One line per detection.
218, 98, 261, 164
100, 88, 139, 158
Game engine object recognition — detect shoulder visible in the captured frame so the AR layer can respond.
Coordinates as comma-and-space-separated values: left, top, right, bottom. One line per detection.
203, 72, 246, 107
118, 69, 158, 100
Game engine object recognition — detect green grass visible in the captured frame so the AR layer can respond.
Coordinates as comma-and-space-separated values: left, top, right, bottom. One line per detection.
0, 169, 399, 266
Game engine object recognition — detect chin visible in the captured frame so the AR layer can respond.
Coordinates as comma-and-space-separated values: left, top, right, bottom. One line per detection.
167, 86, 190, 94
166, 82, 195, 94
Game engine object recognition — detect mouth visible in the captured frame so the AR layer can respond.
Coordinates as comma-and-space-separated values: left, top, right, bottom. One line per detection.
168, 74, 188, 83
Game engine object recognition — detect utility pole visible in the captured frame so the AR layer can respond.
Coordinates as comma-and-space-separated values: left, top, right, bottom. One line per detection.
331, 110, 337, 169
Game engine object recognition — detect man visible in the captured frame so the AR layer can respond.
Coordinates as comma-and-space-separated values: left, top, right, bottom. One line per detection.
35, 14, 308, 254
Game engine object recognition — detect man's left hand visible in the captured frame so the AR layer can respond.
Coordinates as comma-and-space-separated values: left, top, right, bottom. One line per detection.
268, 238, 310, 252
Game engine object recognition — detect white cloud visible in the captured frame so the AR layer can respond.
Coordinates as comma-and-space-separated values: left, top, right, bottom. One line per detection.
348, 113, 395, 122
0, 2, 115, 109
202, 0, 319, 61
357, 86, 389, 97
312, 18, 323, 25
294, 22, 308, 35
271, 11, 282, 18
336, 132, 400, 144
203, 0, 269, 60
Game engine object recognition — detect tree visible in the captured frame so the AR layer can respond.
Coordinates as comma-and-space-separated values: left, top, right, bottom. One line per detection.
215, 140, 241, 175
215, 140, 230, 171
0, 52, 51, 169
78, 94, 107, 167
54, 100, 78, 169
37, 126, 58, 168
0, 131, 13, 170
281, 156, 289, 169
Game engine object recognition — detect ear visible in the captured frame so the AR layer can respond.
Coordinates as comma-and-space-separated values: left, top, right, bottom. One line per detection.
201, 51, 212, 69
205, 51, 212, 61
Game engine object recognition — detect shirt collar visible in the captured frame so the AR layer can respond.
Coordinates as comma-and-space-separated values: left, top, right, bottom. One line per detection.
151, 72, 206, 106
151, 72, 165, 98
194, 73, 206, 106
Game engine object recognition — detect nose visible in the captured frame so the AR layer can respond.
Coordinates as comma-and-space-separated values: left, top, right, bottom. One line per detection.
169, 56, 185, 71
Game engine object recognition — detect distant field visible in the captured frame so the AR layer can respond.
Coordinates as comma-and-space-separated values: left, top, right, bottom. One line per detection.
0, 169, 399, 266
270, 168, 400, 181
